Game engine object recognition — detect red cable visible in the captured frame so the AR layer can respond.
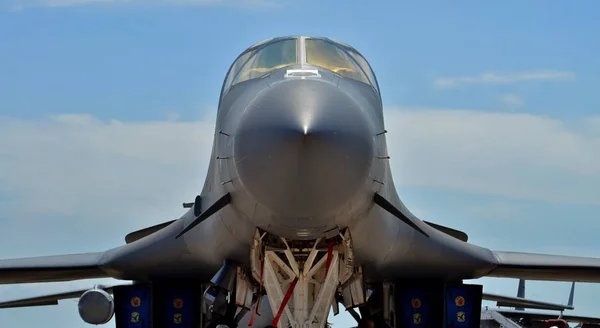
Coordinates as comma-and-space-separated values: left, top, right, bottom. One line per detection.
248, 297, 257, 326
271, 277, 299, 327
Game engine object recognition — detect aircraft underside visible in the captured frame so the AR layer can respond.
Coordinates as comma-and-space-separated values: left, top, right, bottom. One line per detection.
91, 277, 483, 328
71, 226, 485, 328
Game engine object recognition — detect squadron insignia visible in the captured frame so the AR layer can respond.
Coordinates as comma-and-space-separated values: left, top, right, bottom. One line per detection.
131, 312, 140, 323
131, 297, 141, 308
411, 298, 422, 309
455, 296, 465, 307
413, 313, 422, 324
174, 313, 183, 324
457, 311, 466, 323
174, 298, 184, 309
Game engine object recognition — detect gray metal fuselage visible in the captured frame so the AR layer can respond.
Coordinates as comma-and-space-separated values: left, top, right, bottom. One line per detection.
98, 38, 500, 284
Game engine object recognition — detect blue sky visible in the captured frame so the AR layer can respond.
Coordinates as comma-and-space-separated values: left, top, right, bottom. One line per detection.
1, 0, 600, 327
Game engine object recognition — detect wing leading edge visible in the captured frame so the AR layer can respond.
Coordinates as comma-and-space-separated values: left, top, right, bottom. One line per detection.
485, 251, 600, 282
0, 252, 108, 284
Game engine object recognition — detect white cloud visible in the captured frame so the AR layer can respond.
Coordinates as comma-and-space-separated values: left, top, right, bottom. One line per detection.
0, 114, 215, 257
386, 108, 600, 205
498, 94, 524, 110
434, 70, 576, 88
0, 114, 215, 326
0, 108, 598, 249
0, 108, 598, 229
1, 108, 600, 326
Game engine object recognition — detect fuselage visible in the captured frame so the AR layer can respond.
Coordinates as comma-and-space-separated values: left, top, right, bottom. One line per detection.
101, 36, 497, 283
217, 36, 385, 240
192, 36, 401, 268
184, 36, 495, 278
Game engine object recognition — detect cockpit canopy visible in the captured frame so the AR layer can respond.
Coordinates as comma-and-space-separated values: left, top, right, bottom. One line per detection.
221, 36, 379, 97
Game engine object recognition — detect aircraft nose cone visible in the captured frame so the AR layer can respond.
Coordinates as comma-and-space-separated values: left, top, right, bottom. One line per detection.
233, 79, 374, 218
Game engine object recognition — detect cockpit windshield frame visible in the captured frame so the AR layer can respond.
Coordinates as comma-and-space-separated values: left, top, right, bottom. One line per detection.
220, 37, 299, 99
303, 37, 380, 93
219, 36, 381, 101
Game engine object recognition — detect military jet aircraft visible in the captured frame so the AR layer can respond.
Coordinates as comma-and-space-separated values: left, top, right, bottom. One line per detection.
483, 279, 600, 327
3, 36, 600, 328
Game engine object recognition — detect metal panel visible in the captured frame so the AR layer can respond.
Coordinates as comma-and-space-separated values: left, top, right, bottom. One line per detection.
445, 284, 483, 328
113, 284, 153, 328
399, 289, 430, 328
395, 281, 445, 328
153, 284, 201, 328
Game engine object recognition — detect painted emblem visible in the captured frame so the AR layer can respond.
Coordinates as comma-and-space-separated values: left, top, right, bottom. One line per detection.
457, 311, 466, 323
173, 298, 184, 309
131, 297, 141, 308
455, 296, 465, 307
413, 313, 422, 324
174, 313, 183, 324
131, 312, 140, 323
411, 298, 422, 309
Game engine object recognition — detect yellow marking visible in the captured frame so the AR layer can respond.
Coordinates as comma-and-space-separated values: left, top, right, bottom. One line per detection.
413, 313, 422, 324
174, 313, 183, 324
131, 312, 140, 323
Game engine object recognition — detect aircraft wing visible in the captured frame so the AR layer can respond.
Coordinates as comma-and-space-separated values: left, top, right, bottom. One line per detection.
0, 252, 108, 284
482, 292, 573, 311
0, 283, 129, 309
487, 251, 600, 282
491, 308, 600, 325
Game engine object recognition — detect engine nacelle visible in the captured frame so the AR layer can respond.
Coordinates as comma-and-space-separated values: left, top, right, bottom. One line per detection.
78, 288, 115, 325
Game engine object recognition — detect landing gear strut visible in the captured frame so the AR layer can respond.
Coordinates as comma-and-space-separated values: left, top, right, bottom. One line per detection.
203, 260, 246, 328
250, 229, 365, 328
202, 258, 273, 328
